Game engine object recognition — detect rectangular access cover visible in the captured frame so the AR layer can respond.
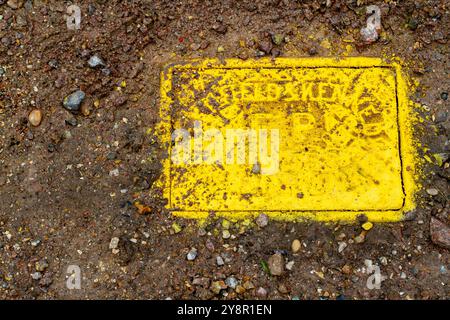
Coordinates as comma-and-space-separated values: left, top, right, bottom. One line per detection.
158, 58, 416, 222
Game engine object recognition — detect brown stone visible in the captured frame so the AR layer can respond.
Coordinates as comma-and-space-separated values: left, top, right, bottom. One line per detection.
430, 217, 450, 249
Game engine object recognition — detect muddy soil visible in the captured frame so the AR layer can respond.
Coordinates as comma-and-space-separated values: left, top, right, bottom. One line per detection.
0, 0, 448, 299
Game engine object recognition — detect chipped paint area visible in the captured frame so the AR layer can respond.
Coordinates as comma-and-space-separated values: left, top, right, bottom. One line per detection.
158, 58, 419, 222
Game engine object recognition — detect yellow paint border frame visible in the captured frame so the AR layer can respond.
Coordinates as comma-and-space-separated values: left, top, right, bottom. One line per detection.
157, 57, 419, 222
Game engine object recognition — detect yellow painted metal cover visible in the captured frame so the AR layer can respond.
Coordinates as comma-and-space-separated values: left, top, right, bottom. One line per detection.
158, 58, 418, 222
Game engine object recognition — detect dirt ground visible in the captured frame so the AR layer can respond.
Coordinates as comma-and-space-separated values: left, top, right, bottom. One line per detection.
0, 0, 448, 300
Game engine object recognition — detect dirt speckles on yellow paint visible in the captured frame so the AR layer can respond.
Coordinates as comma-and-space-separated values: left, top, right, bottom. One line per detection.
157, 57, 420, 222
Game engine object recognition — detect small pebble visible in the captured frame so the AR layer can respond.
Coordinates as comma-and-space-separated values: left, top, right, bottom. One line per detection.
216, 255, 224, 266
30, 239, 41, 247
255, 213, 269, 228
235, 285, 246, 294
65, 117, 78, 126
210, 281, 227, 294
222, 229, 230, 239
441, 92, 448, 101
80, 102, 91, 117
31, 272, 42, 280
187, 248, 197, 261
192, 277, 210, 287
109, 237, 119, 250
106, 152, 117, 160
256, 287, 267, 298
28, 109, 42, 126
101, 68, 111, 76
379, 256, 388, 266
109, 168, 119, 177
212, 23, 228, 34
354, 234, 365, 244
7, 0, 21, 9
205, 239, 215, 251
338, 241, 347, 253
434, 111, 448, 123
291, 239, 301, 253
341, 264, 352, 274
430, 217, 450, 249
0, 66, 5, 76
439, 265, 447, 274
268, 253, 284, 276
258, 39, 273, 54
243, 281, 255, 290
63, 90, 85, 112
336, 233, 346, 241
285, 260, 295, 271
357, 214, 368, 223
222, 252, 232, 263
88, 54, 105, 68
426, 188, 439, 196
48, 59, 58, 69
225, 276, 238, 289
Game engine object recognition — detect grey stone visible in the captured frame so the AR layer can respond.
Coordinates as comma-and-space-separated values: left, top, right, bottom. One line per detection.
63, 90, 85, 112
31, 272, 42, 280
216, 255, 224, 266
225, 276, 238, 289
88, 54, 105, 68
187, 248, 197, 261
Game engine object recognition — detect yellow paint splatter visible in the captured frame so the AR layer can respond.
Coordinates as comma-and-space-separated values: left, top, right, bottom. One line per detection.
362, 222, 373, 231
172, 222, 182, 233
